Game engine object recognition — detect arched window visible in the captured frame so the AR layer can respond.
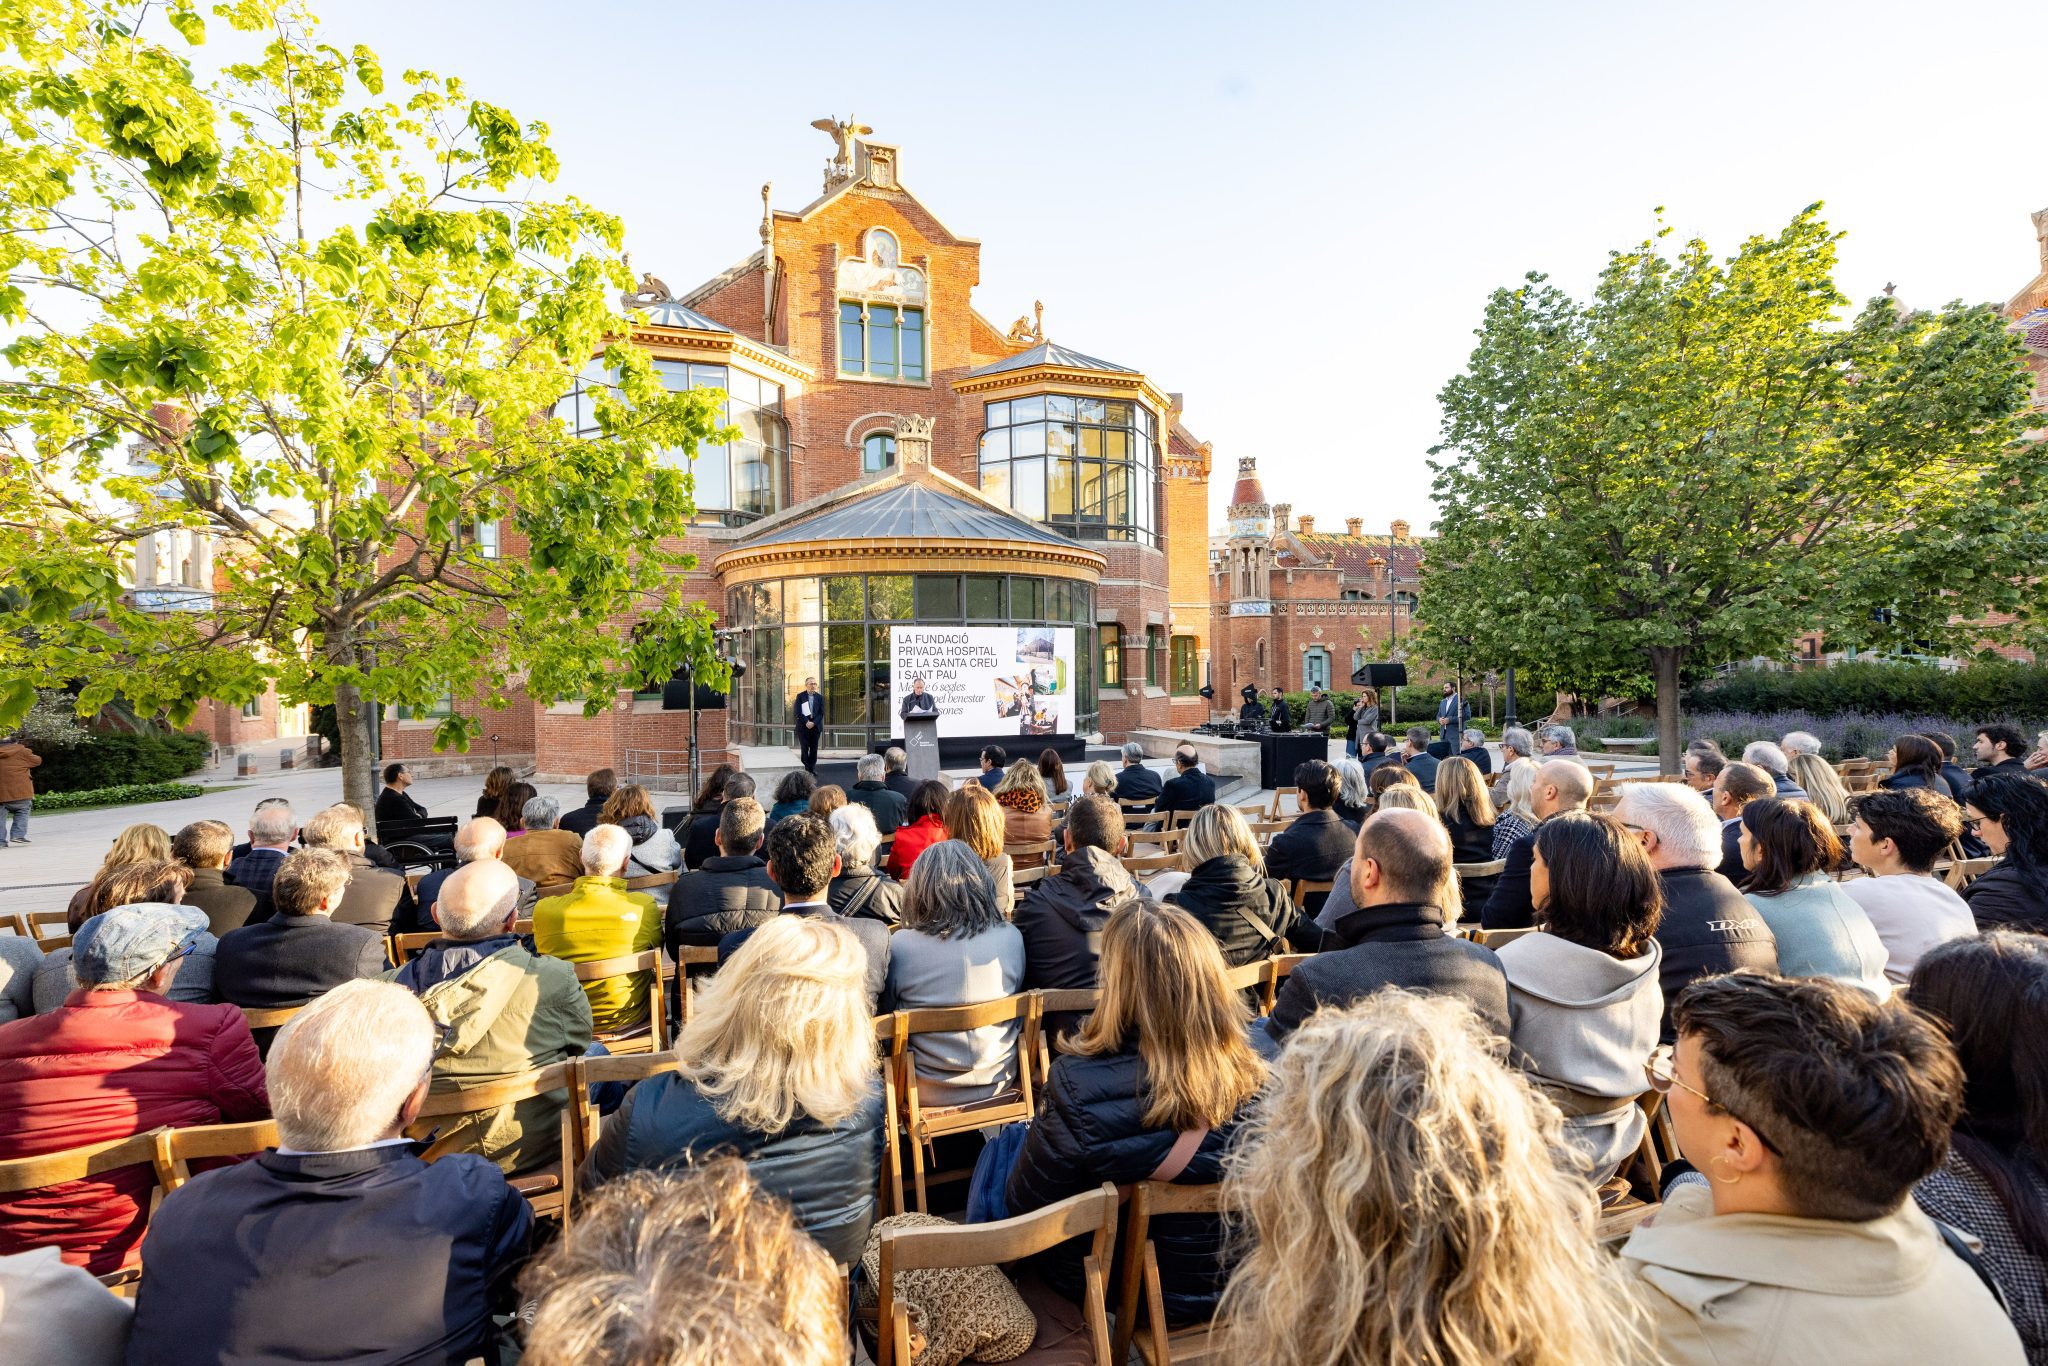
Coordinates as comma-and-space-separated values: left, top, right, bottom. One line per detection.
862, 432, 895, 473
1255, 639, 1266, 673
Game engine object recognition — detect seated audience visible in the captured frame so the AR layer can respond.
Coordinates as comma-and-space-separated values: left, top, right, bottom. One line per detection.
1458, 725, 1493, 775
1270, 809, 1509, 1040
1016, 795, 1146, 998
975, 744, 1009, 791
1332, 758, 1371, 825
1081, 759, 1118, 799
557, 765, 614, 836
474, 764, 517, 820
1975, 724, 2033, 781
807, 782, 847, 821
1615, 782, 1778, 1040
581, 917, 883, 1265
389, 861, 592, 1174
172, 819, 256, 935
1491, 758, 1542, 857
1925, 731, 1977, 809
296, 803, 413, 934
66, 822, 171, 923
847, 754, 908, 836
1373, 784, 1440, 819
1842, 788, 1975, 984
1039, 747, 1070, 800
1787, 749, 1852, 826
532, 825, 663, 1034
665, 796, 778, 952
1711, 761, 1776, 886
374, 761, 430, 827
493, 780, 538, 834
0, 903, 267, 1272
1221, 991, 1651, 1364
1433, 754, 1498, 866
34, 860, 214, 1012
1156, 746, 1217, 822
884, 779, 949, 882
1538, 723, 1579, 756
227, 801, 299, 918
214, 848, 387, 1009
1782, 729, 1821, 759
1493, 724, 1537, 787
602, 782, 681, 876
1622, 972, 2024, 1366
1481, 758, 1592, 929
519, 1159, 844, 1366
1909, 932, 2048, 1364
126, 982, 531, 1365
1682, 742, 1726, 798
0, 1244, 131, 1364
720, 815, 890, 1013
1962, 773, 2048, 934
1884, 734, 1957, 800
1114, 741, 1163, 809
882, 745, 917, 801
1163, 804, 1315, 965
1357, 729, 1400, 780
886, 840, 1027, 1103
1500, 812, 1664, 1183
1265, 761, 1357, 909
1368, 761, 1422, 809
993, 759, 1053, 853
685, 771, 754, 871
408, 816, 536, 934
1399, 725, 1439, 792
1738, 798, 1890, 996
500, 794, 586, 888
826, 804, 902, 924
1742, 741, 1808, 800
941, 783, 1015, 910
767, 768, 816, 827
1010, 902, 1272, 1326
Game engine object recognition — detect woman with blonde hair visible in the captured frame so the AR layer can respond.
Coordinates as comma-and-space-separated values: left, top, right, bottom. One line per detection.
1218, 990, 1652, 1364
1156, 806, 1317, 962
993, 758, 1052, 853
1082, 760, 1118, 798
1433, 756, 1497, 859
580, 916, 883, 1265
1008, 902, 1273, 1325
941, 783, 1014, 910
1491, 759, 1542, 858
65, 823, 172, 921
1787, 750, 1850, 827
1374, 784, 1438, 819
599, 781, 681, 874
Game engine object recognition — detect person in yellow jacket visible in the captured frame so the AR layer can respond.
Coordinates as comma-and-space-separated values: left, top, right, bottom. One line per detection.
531, 824, 662, 1035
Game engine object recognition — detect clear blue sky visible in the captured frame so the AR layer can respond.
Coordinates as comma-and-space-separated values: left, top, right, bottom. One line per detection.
323, 0, 2047, 533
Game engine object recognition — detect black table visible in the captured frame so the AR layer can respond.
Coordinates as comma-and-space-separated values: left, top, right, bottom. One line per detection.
1256, 733, 1327, 791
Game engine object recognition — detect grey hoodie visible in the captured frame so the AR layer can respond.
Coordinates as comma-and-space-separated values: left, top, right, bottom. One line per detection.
1496, 931, 1663, 1183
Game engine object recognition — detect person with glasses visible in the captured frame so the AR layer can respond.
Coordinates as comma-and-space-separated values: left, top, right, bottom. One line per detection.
1622, 972, 2025, 1366
1960, 773, 2048, 935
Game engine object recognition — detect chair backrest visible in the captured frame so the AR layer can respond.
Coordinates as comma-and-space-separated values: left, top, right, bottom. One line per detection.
623, 870, 678, 892
0, 1128, 167, 1195
1945, 856, 2000, 890
563, 1051, 680, 1173
1475, 925, 1537, 950
1221, 960, 1265, 994
1454, 858, 1507, 879
151, 1119, 281, 1193
1114, 1180, 1227, 1362
27, 909, 70, 945
877, 1183, 1119, 1366
1126, 827, 1183, 849
1269, 787, 1300, 820
1007, 839, 1057, 869
1120, 853, 1182, 875
532, 881, 576, 901
239, 1003, 306, 1032
1288, 878, 1334, 910
0, 911, 30, 938
1117, 797, 1156, 813
1260, 953, 1314, 1015
571, 949, 668, 1051
411, 1059, 576, 1160
388, 931, 440, 965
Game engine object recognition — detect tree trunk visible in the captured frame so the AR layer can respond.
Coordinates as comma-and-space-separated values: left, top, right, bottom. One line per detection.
1652, 645, 1684, 776
327, 627, 381, 838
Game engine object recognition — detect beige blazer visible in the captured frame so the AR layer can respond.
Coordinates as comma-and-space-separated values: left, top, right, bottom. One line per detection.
1621, 1183, 2025, 1366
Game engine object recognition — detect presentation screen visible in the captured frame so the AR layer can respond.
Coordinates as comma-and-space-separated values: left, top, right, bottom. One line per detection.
891, 626, 1076, 738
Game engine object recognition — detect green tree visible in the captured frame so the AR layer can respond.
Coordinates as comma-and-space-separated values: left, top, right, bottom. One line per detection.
0, 0, 728, 826
1416, 205, 2045, 772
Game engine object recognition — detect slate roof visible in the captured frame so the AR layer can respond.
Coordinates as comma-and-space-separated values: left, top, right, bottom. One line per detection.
634, 299, 732, 332
962, 340, 1139, 379
1279, 533, 1427, 580
733, 480, 1082, 550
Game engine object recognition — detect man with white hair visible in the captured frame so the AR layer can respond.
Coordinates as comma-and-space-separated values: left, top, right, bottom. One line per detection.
1538, 724, 1579, 757
1613, 782, 1779, 1041
847, 753, 907, 836
387, 860, 592, 1174
1458, 726, 1492, 775
297, 803, 412, 935
500, 792, 584, 887
126, 981, 532, 1363
407, 815, 536, 935
227, 798, 298, 918
881, 746, 918, 801
533, 825, 662, 1035
1481, 758, 1593, 929
1112, 741, 1163, 810
1741, 740, 1809, 800
826, 804, 903, 924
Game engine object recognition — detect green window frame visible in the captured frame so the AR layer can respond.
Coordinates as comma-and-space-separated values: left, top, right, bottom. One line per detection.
863, 432, 896, 473
1146, 626, 1163, 688
1170, 636, 1199, 696
1100, 627, 1123, 689
838, 302, 926, 381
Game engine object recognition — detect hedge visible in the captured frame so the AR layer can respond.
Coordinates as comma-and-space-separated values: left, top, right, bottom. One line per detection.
33, 782, 205, 812
1688, 661, 2048, 723
31, 731, 210, 793
1555, 709, 2039, 762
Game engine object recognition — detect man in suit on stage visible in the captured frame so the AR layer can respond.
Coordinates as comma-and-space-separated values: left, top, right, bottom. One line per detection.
793, 676, 823, 774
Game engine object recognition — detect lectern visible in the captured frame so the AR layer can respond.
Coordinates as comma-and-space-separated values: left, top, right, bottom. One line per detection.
902, 715, 941, 782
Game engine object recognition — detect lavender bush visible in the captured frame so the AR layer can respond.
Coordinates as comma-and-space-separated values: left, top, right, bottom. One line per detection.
1571, 709, 2047, 761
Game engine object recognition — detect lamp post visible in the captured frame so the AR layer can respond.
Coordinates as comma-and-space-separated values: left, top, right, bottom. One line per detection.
1503, 666, 1519, 731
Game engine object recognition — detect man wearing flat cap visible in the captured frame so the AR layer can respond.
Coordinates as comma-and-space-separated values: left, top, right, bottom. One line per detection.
0, 902, 269, 1274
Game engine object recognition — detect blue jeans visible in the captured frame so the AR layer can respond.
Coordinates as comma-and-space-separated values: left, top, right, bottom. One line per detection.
0, 800, 28, 845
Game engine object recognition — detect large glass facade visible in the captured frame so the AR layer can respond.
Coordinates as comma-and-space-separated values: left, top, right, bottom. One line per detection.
977, 395, 1158, 544
558, 359, 790, 523
726, 572, 1098, 748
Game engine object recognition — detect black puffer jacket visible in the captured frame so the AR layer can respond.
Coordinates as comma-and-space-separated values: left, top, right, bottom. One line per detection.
1962, 862, 2048, 935
1015, 846, 1145, 994
663, 855, 778, 953
1006, 1033, 1277, 1326
828, 865, 903, 925
1165, 855, 1318, 965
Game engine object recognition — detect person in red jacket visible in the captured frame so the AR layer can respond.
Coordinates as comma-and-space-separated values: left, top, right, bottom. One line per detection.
884, 780, 950, 882
0, 902, 269, 1273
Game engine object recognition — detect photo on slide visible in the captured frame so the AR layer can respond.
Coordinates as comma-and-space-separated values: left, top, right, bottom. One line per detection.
1016, 628, 1055, 664
994, 675, 1023, 718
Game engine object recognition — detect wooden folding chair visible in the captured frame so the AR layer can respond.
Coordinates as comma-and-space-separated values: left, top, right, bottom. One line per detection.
882, 994, 1042, 1213
1126, 827, 1183, 851
1033, 988, 1101, 1088
238, 1003, 306, 1033
562, 1051, 680, 1221
1259, 954, 1314, 1017
875, 1183, 1120, 1366
1287, 878, 1335, 910
388, 931, 439, 965
532, 882, 576, 901
1118, 798, 1158, 815
573, 950, 668, 1055
410, 1061, 576, 1218
1454, 858, 1506, 882
673, 944, 721, 1025
1165, 809, 1197, 831
150, 1119, 280, 1194
1268, 787, 1300, 820
1245, 821, 1290, 847
0, 1128, 167, 1199
0, 911, 32, 939
26, 909, 70, 946
1120, 852, 1184, 877
1945, 856, 1999, 890
1474, 925, 1537, 950
1113, 1180, 1228, 1363
1007, 840, 1058, 870
623, 870, 679, 893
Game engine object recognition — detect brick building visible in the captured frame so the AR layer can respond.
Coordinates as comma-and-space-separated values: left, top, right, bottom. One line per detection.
377, 123, 1211, 783
1207, 454, 1431, 707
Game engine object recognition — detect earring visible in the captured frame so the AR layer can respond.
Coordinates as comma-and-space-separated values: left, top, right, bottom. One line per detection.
1708, 1153, 1744, 1186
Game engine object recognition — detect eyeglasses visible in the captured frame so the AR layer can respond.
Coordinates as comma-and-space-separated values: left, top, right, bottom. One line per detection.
1644, 1045, 1781, 1156
1961, 816, 1984, 833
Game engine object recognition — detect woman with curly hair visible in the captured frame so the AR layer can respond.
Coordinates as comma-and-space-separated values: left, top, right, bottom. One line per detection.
767, 769, 816, 828
1217, 990, 1651, 1364
992, 758, 1052, 855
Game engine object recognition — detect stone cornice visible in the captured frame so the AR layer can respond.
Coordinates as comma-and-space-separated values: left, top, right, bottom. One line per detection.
616, 324, 816, 383
949, 366, 1174, 418
715, 535, 1106, 580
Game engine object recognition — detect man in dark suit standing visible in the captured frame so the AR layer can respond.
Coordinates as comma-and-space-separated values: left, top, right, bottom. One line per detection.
1112, 742, 1163, 810
792, 676, 823, 774
1156, 747, 1216, 822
